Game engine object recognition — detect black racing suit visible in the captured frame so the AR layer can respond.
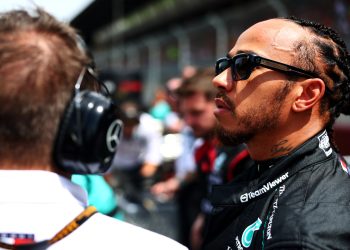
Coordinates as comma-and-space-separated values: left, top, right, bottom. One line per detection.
202, 130, 350, 250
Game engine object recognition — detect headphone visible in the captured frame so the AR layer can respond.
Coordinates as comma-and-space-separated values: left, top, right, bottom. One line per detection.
53, 66, 123, 174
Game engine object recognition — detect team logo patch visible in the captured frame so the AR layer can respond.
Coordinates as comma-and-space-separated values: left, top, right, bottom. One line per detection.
240, 173, 289, 203
241, 218, 262, 248
317, 131, 332, 157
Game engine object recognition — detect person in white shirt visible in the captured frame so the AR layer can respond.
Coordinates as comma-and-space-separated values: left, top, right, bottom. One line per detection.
0, 8, 187, 250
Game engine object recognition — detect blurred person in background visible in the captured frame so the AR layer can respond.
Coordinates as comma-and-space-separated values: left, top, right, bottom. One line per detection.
151, 76, 199, 202
0, 8, 187, 250
202, 17, 350, 249
163, 75, 198, 189
164, 77, 185, 134
155, 65, 198, 134
152, 68, 253, 249
109, 101, 163, 209
149, 88, 172, 124
151, 66, 201, 200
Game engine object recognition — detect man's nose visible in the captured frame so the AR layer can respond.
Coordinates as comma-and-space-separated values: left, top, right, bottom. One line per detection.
212, 70, 233, 92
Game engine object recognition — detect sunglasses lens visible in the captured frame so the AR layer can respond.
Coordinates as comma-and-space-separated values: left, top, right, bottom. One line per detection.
233, 55, 251, 80
216, 58, 231, 75
216, 54, 254, 80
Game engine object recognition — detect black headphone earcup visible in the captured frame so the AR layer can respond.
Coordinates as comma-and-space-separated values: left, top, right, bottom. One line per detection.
53, 91, 123, 174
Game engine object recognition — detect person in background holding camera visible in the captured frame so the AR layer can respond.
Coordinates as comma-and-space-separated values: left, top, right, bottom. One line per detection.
0, 8, 186, 250
202, 16, 350, 249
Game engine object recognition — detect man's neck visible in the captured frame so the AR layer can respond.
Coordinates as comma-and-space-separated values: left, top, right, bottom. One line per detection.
246, 120, 325, 161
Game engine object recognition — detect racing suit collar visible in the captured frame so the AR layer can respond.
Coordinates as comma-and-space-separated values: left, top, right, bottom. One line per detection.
256, 155, 286, 174
210, 129, 334, 206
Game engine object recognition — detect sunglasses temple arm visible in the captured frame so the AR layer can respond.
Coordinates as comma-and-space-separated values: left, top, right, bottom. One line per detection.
259, 58, 315, 78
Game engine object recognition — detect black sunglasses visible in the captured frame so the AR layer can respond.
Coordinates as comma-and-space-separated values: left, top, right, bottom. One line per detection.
215, 53, 317, 81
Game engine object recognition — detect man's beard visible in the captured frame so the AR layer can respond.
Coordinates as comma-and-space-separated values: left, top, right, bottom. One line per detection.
215, 123, 254, 146
215, 83, 291, 146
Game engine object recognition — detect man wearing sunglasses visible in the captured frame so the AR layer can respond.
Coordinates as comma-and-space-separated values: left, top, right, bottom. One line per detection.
202, 17, 350, 249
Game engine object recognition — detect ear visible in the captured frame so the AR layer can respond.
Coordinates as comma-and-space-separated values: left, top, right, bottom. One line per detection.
292, 78, 326, 112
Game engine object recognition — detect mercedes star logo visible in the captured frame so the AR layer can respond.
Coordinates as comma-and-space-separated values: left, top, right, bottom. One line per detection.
106, 119, 123, 152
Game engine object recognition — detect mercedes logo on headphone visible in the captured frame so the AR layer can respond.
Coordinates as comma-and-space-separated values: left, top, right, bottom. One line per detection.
106, 119, 123, 153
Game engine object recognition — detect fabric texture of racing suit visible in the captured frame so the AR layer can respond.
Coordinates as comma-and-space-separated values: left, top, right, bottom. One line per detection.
202, 130, 350, 250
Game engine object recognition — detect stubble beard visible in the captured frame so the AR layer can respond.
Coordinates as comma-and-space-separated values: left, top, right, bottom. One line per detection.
215, 83, 291, 146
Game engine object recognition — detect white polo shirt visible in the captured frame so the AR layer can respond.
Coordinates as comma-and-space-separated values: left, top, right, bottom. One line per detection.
0, 170, 187, 249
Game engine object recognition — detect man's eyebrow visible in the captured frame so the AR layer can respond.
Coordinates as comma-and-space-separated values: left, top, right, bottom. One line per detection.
227, 50, 257, 58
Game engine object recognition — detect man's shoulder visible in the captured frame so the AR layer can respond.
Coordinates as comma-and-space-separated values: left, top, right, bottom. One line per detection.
52, 213, 187, 249
306, 154, 350, 192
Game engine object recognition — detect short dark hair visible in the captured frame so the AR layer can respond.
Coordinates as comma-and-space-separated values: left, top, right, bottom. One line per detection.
0, 9, 90, 166
176, 67, 217, 101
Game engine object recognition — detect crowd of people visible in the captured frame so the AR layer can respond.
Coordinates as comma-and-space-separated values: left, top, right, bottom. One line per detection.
0, 6, 349, 250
